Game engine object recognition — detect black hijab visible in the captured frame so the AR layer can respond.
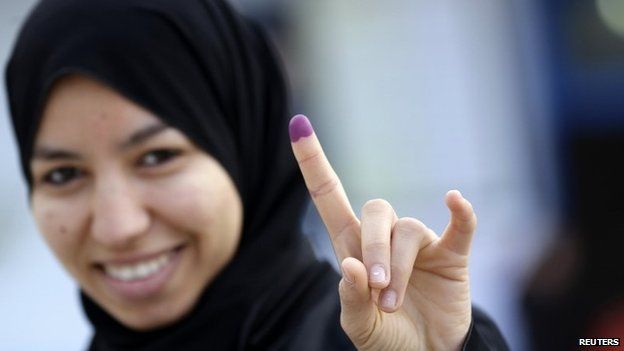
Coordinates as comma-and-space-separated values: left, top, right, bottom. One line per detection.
6, 0, 349, 350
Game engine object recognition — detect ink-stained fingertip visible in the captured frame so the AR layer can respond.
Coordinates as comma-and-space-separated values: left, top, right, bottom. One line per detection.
289, 114, 314, 142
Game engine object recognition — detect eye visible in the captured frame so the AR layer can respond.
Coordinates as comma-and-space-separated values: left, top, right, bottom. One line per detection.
138, 149, 182, 167
42, 167, 83, 186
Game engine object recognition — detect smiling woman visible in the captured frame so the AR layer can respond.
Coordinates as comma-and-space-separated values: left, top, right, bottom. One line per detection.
31, 75, 243, 330
5, 0, 508, 350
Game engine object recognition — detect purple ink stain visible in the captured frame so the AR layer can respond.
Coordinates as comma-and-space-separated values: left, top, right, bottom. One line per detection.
288, 114, 314, 142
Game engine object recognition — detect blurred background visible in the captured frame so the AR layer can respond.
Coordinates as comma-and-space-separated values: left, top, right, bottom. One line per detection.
1, 0, 623, 350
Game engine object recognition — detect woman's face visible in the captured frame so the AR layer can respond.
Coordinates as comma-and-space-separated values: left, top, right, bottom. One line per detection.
30, 75, 243, 330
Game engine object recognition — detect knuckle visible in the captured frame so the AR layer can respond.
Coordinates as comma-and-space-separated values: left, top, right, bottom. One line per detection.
309, 177, 340, 198
456, 200, 476, 221
296, 148, 322, 167
394, 217, 427, 235
362, 198, 393, 215
463, 212, 477, 228
453, 212, 477, 234
363, 241, 389, 253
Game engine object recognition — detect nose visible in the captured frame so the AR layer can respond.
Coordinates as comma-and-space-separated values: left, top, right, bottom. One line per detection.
90, 174, 150, 248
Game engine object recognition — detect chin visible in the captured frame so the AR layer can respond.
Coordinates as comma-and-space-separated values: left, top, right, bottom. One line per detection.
113, 292, 199, 331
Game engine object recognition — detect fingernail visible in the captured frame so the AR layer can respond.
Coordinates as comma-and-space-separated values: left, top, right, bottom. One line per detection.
369, 264, 386, 283
289, 114, 313, 142
381, 289, 397, 309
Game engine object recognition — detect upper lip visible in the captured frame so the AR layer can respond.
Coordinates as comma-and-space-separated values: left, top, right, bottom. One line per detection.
94, 244, 183, 266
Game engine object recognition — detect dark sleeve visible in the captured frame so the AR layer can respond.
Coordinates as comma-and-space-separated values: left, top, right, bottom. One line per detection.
461, 306, 510, 351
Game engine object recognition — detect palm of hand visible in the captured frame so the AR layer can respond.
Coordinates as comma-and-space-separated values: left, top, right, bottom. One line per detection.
340, 238, 472, 351
382, 245, 471, 350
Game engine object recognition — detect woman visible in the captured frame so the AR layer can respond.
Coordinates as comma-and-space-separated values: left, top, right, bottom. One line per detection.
6, 0, 508, 349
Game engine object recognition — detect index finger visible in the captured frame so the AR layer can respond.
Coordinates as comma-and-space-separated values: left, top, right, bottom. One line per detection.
289, 114, 360, 261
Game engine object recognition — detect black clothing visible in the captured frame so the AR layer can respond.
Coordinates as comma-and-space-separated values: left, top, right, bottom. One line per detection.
463, 308, 510, 351
6, 0, 508, 349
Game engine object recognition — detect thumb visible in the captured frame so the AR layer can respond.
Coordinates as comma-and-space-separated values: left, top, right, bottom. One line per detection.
339, 257, 377, 346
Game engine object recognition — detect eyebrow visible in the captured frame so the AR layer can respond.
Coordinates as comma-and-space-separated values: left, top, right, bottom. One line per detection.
119, 122, 169, 151
32, 148, 82, 161
32, 122, 170, 161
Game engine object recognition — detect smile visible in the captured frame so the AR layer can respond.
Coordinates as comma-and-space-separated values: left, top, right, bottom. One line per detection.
96, 245, 185, 300
104, 252, 172, 282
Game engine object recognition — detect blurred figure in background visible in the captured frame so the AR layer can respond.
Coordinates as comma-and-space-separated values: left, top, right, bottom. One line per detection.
522, 0, 624, 350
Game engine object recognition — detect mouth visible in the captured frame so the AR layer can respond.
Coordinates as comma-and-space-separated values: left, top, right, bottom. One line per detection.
95, 245, 185, 300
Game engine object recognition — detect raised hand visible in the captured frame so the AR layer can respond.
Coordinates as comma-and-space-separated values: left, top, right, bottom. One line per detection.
289, 115, 476, 351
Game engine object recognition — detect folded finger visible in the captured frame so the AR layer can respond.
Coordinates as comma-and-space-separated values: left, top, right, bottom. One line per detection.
380, 217, 436, 312
361, 199, 396, 289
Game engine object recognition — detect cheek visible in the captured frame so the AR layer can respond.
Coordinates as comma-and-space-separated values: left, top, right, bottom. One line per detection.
145, 166, 242, 254
148, 180, 217, 232
32, 197, 87, 265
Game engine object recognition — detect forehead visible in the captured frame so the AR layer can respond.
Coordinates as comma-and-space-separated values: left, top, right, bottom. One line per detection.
36, 75, 162, 146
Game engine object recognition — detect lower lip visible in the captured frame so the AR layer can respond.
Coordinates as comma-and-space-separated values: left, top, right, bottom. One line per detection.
99, 247, 184, 300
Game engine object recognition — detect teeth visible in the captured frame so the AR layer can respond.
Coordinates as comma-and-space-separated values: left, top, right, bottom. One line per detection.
104, 252, 171, 282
